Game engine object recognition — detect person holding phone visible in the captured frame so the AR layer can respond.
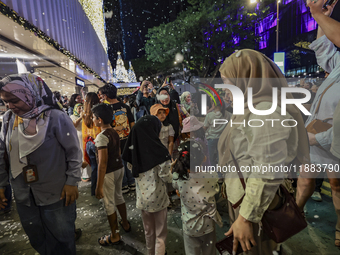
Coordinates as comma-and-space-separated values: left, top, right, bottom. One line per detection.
307, 0, 340, 47
297, 0, 340, 248
136, 80, 156, 113
161, 76, 180, 104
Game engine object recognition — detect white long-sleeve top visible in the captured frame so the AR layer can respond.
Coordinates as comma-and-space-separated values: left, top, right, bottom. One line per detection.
135, 160, 172, 212
172, 172, 223, 237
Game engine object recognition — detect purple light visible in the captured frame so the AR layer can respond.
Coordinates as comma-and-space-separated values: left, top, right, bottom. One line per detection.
256, 0, 316, 49
221, 42, 226, 50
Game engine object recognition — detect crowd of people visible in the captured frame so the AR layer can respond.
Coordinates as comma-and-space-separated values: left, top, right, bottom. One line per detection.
0, 0, 340, 255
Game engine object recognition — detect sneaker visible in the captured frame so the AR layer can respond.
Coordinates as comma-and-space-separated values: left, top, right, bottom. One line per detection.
122, 185, 130, 194
128, 183, 136, 191
311, 191, 322, 202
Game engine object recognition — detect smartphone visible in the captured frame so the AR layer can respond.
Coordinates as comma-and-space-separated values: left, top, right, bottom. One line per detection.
215, 235, 244, 255
323, 0, 336, 8
166, 77, 170, 84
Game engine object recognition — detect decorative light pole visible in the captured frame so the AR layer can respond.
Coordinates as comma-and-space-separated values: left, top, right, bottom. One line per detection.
250, 0, 280, 52
276, 0, 280, 52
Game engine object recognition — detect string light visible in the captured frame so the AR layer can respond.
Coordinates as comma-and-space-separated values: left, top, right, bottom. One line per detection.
0, 1, 106, 82
78, 0, 108, 52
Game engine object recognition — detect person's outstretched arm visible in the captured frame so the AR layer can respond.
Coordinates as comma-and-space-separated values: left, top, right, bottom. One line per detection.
308, 0, 340, 47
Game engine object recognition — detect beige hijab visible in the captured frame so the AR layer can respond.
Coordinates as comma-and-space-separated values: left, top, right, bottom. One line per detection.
218, 49, 310, 167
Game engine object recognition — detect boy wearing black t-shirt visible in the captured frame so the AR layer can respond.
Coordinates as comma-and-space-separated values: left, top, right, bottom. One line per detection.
92, 104, 131, 246
98, 84, 136, 194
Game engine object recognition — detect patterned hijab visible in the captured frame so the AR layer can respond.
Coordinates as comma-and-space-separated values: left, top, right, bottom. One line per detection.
73, 103, 83, 117
0, 74, 63, 178
218, 49, 310, 168
0, 73, 62, 118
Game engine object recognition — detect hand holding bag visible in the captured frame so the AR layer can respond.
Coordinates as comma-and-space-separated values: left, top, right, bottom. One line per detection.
230, 151, 307, 243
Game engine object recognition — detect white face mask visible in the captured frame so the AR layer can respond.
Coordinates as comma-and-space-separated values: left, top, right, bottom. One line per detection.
156, 94, 169, 101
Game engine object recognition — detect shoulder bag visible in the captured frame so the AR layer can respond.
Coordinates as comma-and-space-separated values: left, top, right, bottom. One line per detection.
230, 151, 307, 243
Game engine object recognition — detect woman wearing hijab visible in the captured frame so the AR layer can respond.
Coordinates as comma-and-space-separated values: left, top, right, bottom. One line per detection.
180, 91, 199, 115
0, 74, 82, 255
218, 50, 310, 254
122, 115, 172, 255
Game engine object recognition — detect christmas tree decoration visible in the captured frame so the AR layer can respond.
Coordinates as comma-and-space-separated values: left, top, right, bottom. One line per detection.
127, 61, 137, 83
111, 68, 118, 83
114, 52, 129, 83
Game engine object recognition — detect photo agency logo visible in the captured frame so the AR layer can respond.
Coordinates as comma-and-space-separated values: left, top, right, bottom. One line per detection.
199, 79, 312, 128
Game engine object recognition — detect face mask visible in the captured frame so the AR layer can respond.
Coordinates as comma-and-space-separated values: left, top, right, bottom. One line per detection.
156, 94, 169, 101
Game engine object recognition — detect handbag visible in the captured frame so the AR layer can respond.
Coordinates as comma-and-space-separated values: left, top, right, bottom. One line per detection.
306, 82, 335, 134
230, 151, 307, 243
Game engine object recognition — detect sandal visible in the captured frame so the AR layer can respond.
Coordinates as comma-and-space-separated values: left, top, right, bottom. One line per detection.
119, 220, 131, 233
98, 234, 122, 246
336, 230, 340, 248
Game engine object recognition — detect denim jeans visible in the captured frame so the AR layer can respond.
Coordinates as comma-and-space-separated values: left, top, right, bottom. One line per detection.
122, 159, 135, 187
16, 192, 76, 255
86, 141, 98, 196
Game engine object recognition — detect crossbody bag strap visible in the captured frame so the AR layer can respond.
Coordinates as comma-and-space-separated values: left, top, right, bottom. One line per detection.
314, 81, 335, 116
230, 150, 246, 209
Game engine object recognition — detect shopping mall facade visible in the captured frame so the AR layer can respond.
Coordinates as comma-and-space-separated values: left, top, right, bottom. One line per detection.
0, 0, 113, 97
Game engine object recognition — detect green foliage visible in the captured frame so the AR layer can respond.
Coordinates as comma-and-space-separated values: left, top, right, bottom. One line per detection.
287, 41, 312, 67
144, 0, 271, 78
286, 49, 301, 66
294, 41, 311, 49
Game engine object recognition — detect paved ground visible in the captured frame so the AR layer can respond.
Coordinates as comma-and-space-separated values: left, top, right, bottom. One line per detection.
0, 181, 340, 255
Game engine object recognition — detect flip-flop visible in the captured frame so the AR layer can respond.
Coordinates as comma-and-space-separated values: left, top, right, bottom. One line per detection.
119, 220, 131, 233
98, 234, 122, 246
336, 230, 340, 248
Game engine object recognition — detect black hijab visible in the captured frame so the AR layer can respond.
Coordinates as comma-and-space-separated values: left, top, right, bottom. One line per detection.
157, 87, 180, 141
122, 115, 171, 177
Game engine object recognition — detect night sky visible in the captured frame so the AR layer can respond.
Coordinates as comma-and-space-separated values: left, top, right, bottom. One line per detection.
103, 0, 340, 69
104, 0, 189, 65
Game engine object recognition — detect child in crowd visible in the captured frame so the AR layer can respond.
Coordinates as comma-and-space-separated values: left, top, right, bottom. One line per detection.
92, 103, 131, 246
150, 104, 175, 158
203, 98, 231, 178
122, 115, 172, 255
151, 104, 176, 208
181, 116, 211, 166
172, 140, 222, 255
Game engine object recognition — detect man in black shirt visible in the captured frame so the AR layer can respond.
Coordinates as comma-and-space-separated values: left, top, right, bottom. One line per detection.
98, 84, 135, 194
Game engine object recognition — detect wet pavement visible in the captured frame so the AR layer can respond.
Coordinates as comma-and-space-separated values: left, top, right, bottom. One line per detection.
0, 181, 340, 255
